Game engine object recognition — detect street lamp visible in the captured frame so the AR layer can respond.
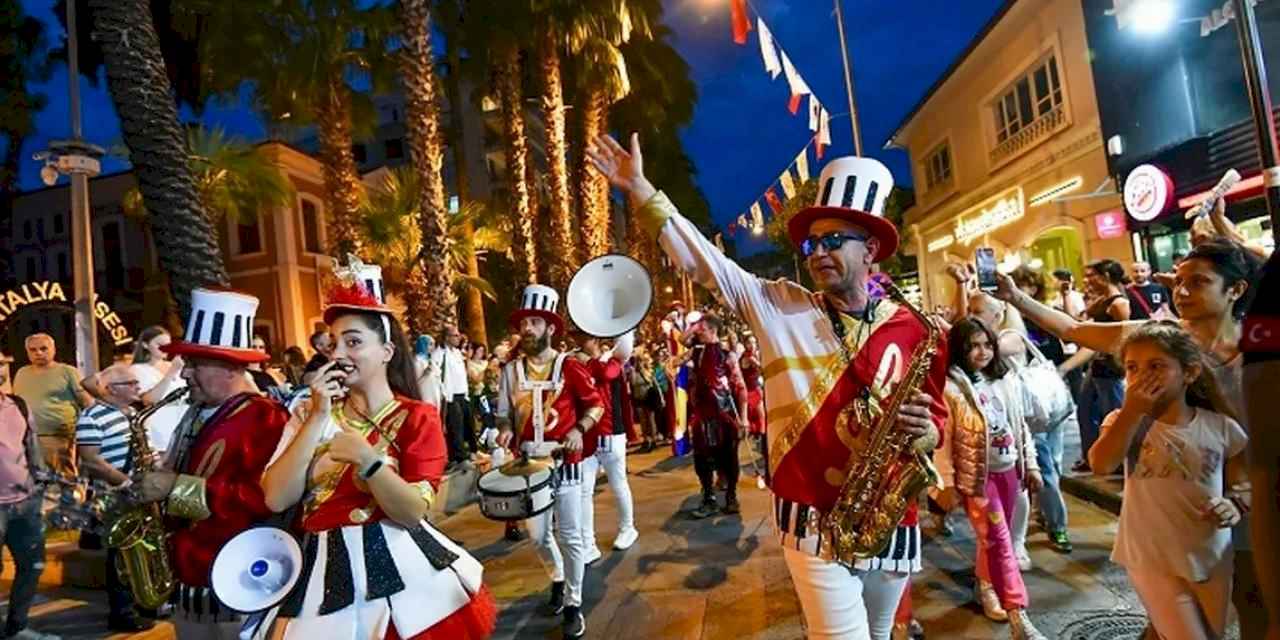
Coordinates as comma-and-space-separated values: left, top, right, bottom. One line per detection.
1122, 0, 1178, 34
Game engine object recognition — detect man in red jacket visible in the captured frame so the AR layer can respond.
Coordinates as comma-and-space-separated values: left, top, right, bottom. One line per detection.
574, 329, 639, 557
131, 289, 289, 640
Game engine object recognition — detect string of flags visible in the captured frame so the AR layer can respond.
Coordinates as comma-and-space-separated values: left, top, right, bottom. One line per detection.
715, 1, 836, 242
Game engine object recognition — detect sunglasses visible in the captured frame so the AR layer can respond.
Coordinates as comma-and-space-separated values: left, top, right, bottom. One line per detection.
800, 232, 868, 258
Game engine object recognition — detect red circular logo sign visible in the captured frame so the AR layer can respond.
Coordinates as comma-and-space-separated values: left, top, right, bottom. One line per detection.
1124, 164, 1173, 222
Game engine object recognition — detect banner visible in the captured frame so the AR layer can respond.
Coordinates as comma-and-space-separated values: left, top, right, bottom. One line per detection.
780, 51, 811, 115
795, 148, 810, 181
751, 202, 765, 228
731, 0, 751, 44
780, 169, 797, 199
757, 18, 782, 78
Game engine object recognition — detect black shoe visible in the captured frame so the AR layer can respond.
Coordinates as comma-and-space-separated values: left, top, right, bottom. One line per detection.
108, 616, 155, 632
504, 523, 525, 542
1071, 459, 1091, 474
1049, 530, 1074, 553
722, 496, 740, 515
562, 606, 586, 638
692, 495, 719, 519
541, 581, 565, 616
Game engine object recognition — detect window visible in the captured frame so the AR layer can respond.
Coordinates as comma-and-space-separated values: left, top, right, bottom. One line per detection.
25, 257, 37, 280
385, 138, 404, 160
101, 221, 125, 289
236, 215, 263, 255
53, 212, 65, 236
23, 220, 32, 240
301, 199, 323, 253
352, 144, 367, 164
56, 251, 68, 280
993, 55, 1063, 144
923, 142, 952, 191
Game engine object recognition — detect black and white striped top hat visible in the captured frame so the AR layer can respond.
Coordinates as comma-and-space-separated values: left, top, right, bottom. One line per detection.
787, 156, 900, 262
510, 284, 565, 334
161, 288, 268, 363
323, 256, 395, 324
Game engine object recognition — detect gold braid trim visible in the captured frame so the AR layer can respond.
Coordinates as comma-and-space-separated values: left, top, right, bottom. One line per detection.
583, 406, 605, 425
413, 480, 437, 510
636, 191, 676, 239
166, 474, 211, 521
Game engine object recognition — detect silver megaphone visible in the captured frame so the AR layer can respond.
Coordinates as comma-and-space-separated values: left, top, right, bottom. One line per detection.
566, 254, 653, 338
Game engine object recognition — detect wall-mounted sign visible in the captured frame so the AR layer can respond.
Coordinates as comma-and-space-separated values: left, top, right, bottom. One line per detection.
954, 187, 1025, 244
926, 234, 955, 253
1029, 176, 1083, 207
1123, 164, 1173, 222
1094, 210, 1129, 239
0, 281, 133, 346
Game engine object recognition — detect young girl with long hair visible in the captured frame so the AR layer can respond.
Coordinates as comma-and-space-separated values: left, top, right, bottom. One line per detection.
259, 273, 495, 640
935, 318, 1045, 640
1090, 321, 1248, 639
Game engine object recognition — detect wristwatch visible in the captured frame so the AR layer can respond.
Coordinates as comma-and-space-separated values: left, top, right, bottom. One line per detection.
361, 456, 386, 480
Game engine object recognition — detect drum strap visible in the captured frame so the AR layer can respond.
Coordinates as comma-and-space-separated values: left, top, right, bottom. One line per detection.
517, 353, 570, 447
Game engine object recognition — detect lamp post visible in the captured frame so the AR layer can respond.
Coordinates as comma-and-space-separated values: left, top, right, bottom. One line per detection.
35, 0, 104, 376
833, 0, 863, 156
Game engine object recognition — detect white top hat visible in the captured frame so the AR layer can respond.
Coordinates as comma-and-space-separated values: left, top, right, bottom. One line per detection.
324, 255, 394, 324
788, 156, 900, 262
357, 263, 386, 305
510, 284, 565, 333
162, 288, 268, 363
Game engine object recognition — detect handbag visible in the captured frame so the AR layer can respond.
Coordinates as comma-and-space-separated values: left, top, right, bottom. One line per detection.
1008, 332, 1075, 433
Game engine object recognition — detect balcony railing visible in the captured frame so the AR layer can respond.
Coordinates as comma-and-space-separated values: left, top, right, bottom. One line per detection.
988, 104, 1067, 167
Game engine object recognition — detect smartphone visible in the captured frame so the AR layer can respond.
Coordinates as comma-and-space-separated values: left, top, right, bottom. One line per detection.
975, 247, 998, 293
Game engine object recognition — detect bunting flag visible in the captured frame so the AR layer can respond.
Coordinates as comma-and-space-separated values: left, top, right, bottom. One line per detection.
731, 0, 751, 45
757, 18, 782, 78
738, 214, 749, 228
816, 107, 831, 159
751, 202, 765, 228
808, 95, 821, 132
795, 148, 810, 181
780, 51, 811, 114
765, 187, 783, 215
714, 232, 726, 251
780, 169, 797, 199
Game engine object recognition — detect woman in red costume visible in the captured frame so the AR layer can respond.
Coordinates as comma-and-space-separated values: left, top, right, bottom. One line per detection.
259, 260, 495, 639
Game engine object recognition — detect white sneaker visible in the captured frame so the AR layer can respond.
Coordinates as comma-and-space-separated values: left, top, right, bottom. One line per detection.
10, 629, 62, 640
1016, 545, 1033, 571
584, 545, 603, 565
975, 580, 1008, 622
613, 527, 639, 550
1009, 608, 1047, 640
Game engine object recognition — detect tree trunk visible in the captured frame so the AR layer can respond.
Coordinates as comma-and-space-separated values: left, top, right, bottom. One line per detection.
88, 0, 227, 320
540, 31, 574, 293
398, 0, 456, 338
626, 201, 661, 342
579, 87, 610, 261
497, 48, 537, 285
316, 79, 365, 259
442, 12, 487, 347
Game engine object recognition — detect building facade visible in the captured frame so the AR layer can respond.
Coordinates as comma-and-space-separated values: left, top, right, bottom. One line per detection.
887, 0, 1134, 311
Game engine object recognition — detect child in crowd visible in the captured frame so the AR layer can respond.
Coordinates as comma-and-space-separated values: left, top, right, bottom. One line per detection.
936, 318, 1045, 640
1089, 321, 1248, 639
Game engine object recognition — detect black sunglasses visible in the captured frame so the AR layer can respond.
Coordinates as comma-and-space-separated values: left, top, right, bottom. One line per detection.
800, 232, 868, 257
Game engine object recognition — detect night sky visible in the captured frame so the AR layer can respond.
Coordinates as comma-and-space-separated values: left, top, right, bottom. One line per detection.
17, 0, 1004, 255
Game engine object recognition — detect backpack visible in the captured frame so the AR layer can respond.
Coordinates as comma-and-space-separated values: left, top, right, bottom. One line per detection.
1003, 332, 1076, 433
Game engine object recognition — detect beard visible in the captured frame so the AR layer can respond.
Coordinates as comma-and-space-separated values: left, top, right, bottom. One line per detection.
520, 333, 550, 356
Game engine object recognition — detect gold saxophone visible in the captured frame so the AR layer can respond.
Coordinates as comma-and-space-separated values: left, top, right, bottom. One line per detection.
821, 282, 943, 560
106, 386, 187, 609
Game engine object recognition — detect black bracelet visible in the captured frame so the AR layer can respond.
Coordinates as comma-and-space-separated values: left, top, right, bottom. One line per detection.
361, 458, 384, 480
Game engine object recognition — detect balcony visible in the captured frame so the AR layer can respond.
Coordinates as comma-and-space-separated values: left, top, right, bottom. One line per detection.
988, 104, 1067, 167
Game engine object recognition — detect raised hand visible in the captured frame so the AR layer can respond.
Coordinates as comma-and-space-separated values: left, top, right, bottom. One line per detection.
586, 133, 656, 205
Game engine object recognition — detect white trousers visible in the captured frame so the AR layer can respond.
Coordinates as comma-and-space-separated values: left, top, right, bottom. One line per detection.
1127, 563, 1234, 640
583, 433, 636, 548
782, 546, 910, 640
1012, 485, 1030, 556
527, 458, 594, 608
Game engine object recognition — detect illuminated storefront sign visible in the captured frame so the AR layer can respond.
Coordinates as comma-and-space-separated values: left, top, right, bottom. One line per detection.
954, 187, 1025, 244
0, 281, 133, 346
1029, 176, 1083, 206
1123, 164, 1173, 222
1094, 210, 1128, 239
926, 234, 955, 253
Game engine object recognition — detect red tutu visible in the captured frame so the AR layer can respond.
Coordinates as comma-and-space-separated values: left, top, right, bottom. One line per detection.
389, 585, 498, 640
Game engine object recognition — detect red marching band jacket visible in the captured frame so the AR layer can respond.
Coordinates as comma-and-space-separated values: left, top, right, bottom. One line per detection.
169, 394, 289, 587
769, 305, 949, 528
513, 356, 605, 463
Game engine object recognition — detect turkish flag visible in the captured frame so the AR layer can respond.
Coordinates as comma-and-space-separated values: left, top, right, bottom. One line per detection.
765, 187, 783, 215
731, 0, 751, 45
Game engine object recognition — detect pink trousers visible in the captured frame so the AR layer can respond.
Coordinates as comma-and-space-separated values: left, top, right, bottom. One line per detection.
965, 468, 1028, 610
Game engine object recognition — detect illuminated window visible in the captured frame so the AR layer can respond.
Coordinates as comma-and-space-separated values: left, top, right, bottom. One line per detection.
993, 55, 1063, 144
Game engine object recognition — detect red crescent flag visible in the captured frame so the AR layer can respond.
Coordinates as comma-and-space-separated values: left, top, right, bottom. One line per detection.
765, 187, 783, 215
731, 0, 751, 45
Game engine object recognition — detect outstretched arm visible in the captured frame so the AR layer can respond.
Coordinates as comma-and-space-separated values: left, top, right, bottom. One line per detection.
992, 272, 1129, 354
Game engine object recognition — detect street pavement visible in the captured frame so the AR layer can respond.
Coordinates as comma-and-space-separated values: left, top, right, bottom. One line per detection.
4, 442, 1239, 639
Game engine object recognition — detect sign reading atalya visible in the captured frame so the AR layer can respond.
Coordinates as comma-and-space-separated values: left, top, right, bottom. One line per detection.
0, 281, 133, 346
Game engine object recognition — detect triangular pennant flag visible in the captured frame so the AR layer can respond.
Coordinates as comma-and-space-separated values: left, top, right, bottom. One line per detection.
714, 232, 726, 251
795, 148, 810, 181
738, 214, 749, 228
751, 202, 764, 228
816, 107, 831, 159
765, 187, 783, 215
730, 0, 751, 45
808, 95, 821, 132
757, 18, 782, 79
780, 51, 811, 115
780, 169, 797, 199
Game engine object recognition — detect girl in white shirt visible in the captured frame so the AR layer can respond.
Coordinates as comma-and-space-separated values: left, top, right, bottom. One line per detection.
128, 326, 188, 455
1090, 321, 1249, 640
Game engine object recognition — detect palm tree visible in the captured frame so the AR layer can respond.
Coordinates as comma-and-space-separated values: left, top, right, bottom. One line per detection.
0, 3, 49, 202
396, 0, 456, 335
361, 167, 507, 336
176, 0, 397, 258
87, 0, 228, 317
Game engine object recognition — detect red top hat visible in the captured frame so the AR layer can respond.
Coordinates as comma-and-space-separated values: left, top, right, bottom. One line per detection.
323, 256, 394, 325
787, 156, 899, 262
509, 284, 565, 336
162, 288, 269, 364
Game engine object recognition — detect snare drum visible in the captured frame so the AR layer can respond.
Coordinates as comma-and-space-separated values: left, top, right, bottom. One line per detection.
477, 460, 557, 521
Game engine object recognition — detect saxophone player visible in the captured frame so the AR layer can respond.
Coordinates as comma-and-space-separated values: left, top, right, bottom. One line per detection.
128, 289, 289, 640
588, 135, 949, 640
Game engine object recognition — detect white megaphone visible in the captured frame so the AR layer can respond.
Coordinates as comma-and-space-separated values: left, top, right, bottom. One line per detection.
566, 254, 653, 338
210, 526, 303, 614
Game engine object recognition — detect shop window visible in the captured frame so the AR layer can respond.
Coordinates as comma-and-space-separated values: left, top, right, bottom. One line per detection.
236, 215, 264, 255
301, 199, 324, 254
990, 55, 1065, 164
923, 142, 952, 192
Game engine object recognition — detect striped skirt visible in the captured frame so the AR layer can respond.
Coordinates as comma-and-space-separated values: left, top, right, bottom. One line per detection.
773, 496, 923, 573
